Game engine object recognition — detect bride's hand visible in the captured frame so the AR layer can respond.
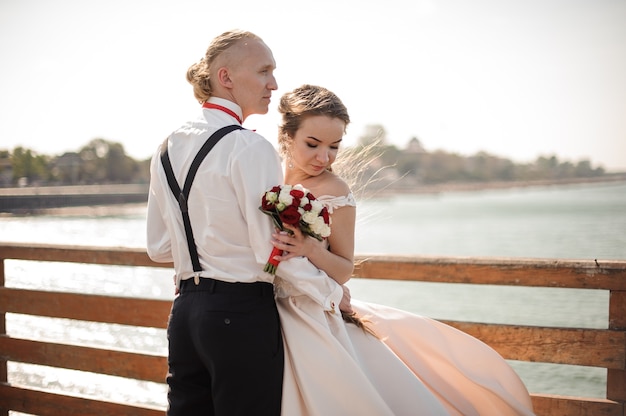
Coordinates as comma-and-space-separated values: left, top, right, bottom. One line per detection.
271, 224, 323, 261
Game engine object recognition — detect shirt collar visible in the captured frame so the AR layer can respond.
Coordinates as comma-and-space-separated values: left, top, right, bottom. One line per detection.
206, 97, 244, 123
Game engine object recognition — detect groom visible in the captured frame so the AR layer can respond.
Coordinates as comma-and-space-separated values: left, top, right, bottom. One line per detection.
146, 30, 342, 416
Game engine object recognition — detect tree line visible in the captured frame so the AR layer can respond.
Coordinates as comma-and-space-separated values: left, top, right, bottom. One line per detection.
0, 138, 150, 187
345, 125, 608, 192
0, 125, 610, 188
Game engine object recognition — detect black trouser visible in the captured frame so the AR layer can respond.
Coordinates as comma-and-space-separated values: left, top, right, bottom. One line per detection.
166, 277, 283, 416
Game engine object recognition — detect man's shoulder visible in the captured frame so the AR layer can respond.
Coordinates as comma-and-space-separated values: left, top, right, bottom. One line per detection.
235, 126, 267, 140
232, 128, 275, 151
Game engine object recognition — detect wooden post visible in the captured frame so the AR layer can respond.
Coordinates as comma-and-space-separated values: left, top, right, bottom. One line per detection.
607, 290, 626, 409
0, 257, 8, 416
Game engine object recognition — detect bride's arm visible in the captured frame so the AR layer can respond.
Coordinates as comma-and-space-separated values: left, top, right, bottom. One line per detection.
272, 204, 356, 285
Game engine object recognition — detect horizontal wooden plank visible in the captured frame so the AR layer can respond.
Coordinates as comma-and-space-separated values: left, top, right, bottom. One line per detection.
0, 287, 171, 328
0, 336, 166, 383
0, 242, 172, 268
0, 383, 165, 416
530, 393, 623, 416
441, 320, 626, 369
2, 243, 626, 290
354, 255, 626, 290
0, 384, 621, 416
3, 284, 622, 369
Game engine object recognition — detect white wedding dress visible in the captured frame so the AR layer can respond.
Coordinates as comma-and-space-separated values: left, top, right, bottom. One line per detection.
276, 194, 534, 416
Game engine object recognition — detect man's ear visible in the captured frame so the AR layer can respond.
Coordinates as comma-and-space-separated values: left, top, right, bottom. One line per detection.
217, 67, 233, 88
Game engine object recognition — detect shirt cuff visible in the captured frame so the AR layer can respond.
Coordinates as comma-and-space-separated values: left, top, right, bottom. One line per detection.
323, 283, 344, 314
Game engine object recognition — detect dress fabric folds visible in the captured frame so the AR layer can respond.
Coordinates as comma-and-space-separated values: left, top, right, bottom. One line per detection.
277, 194, 535, 416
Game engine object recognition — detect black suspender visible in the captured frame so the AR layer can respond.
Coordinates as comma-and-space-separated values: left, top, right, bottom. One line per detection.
160, 124, 244, 274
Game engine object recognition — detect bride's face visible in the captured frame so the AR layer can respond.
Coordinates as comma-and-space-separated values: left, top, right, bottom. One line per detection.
290, 115, 345, 176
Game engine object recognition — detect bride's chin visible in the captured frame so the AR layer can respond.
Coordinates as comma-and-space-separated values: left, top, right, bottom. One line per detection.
309, 166, 326, 175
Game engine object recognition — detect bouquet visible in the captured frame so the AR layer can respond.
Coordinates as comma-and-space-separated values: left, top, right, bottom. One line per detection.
260, 184, 331, 274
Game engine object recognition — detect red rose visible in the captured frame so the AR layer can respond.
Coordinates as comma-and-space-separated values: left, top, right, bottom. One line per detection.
290, 189, 305, 200
261, 195, 275, 211
280, 205, 301, 226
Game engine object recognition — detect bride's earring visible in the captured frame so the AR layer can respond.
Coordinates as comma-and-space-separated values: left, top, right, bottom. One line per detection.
287, 148, 294, 169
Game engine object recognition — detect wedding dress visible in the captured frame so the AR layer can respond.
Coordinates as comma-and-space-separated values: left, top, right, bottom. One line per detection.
276, 193, 535, 416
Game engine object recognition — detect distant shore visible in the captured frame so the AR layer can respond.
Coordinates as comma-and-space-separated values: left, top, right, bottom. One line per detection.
0, 184, 148, 215
1, 175, 625, 217
362, 174, 626, 197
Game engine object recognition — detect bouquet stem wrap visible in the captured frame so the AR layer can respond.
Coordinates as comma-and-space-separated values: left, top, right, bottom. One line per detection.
264, 246, 283, 274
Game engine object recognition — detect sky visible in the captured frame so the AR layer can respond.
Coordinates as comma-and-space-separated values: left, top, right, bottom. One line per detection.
1, 0, 625, 171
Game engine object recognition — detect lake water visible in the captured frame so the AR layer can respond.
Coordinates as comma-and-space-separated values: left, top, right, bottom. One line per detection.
1, 180, 625, 409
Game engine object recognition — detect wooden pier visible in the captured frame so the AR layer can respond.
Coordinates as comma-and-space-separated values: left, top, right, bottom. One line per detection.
0, 243, 625, 415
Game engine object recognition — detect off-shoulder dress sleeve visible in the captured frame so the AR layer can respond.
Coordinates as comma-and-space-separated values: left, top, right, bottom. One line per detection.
316, 192, 356, 214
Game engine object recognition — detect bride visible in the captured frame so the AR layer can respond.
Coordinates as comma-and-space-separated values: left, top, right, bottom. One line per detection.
268, 84, 535, 415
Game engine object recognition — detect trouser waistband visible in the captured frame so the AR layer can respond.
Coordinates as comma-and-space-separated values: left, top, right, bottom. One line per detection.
179, 277, 274, 297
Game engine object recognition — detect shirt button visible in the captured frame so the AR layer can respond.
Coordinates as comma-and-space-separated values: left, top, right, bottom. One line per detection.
224, 318, 231, 325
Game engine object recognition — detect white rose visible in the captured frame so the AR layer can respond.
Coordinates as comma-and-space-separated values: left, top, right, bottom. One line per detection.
278, 187, 293, 206
309, 199, 323, 215
311, 217, 331, 238
265, 191, 278, 203
301, 211, 318, 225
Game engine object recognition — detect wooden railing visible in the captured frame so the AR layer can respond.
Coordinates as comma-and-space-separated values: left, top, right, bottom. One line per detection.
1, 242, 624, 416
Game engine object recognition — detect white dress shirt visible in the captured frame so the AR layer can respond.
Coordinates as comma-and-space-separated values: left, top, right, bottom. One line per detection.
147, 97, 341, 311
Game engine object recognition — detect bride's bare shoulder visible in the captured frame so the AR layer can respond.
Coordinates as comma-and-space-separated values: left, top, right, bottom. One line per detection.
302, 171, 349, 199
317, 171, 350, 198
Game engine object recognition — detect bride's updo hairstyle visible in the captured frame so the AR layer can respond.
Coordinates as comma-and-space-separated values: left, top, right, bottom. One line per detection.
277, 84, 351, 163
186, 30, 261, 104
